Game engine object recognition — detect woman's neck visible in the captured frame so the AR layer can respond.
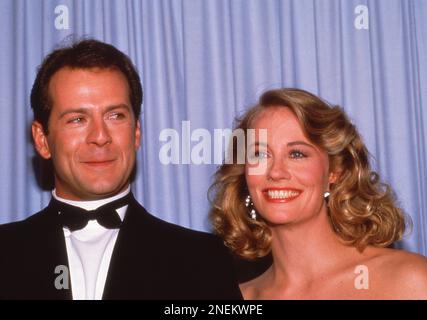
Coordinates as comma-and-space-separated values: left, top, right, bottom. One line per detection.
267, 209, 357, 288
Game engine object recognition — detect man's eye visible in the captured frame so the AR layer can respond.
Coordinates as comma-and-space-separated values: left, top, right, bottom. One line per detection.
67, 117, 84, 124
290, 150, 307, 159
109, 112, 126, 120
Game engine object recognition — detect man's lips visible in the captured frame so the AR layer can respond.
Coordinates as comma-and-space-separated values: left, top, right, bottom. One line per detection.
262, 188, 302, 203
81, 160, 116, 167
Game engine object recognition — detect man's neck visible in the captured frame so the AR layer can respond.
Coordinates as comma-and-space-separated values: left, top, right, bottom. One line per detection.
52, 186, 131, 211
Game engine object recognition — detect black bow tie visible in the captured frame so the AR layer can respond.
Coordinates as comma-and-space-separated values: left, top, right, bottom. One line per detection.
51, 193, 132, 232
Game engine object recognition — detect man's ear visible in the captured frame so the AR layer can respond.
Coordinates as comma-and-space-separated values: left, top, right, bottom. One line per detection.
32, 121, 51, 159
134, 120, 141, 150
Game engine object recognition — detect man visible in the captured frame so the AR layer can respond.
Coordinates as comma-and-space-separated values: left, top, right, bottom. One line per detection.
0, 40, 242, 300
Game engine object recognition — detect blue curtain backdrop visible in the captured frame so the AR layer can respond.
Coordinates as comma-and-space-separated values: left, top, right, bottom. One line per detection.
0, 0, 426, 256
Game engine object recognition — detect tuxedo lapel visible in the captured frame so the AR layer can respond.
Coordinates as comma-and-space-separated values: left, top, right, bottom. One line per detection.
102, 196, 158, 299
27, 205, 73, 299
1, 203, 73, 299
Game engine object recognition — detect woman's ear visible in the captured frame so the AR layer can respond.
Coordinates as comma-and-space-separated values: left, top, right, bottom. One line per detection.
328, 170, 340, 184
32, 121, 52, 159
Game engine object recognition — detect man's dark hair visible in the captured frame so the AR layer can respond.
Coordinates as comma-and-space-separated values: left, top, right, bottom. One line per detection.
30, 39, 143, 132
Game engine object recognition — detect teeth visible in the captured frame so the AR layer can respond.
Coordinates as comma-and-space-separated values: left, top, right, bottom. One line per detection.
267, 190, 300, 199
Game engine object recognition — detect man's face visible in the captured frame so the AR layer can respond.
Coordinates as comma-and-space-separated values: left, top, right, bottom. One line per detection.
32, 67, 141, 200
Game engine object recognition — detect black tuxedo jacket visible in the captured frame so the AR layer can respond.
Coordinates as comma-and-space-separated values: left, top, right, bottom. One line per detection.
0, 194, 242, 300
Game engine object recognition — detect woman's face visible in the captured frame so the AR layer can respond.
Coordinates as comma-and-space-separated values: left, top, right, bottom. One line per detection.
245, 107, 335, 227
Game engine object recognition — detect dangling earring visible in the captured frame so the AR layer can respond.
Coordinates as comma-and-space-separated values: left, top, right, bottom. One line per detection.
324, 191, 330, 206
245, 195, 257, 220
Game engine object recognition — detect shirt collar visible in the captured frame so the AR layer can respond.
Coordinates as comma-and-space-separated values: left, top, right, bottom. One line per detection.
52, 186, 131, 211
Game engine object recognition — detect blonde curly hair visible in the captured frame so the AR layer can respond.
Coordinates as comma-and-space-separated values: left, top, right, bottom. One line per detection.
209, 88, 406, 260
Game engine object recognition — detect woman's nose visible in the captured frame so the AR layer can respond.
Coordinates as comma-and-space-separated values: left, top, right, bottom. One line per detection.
267, 158, 291, 181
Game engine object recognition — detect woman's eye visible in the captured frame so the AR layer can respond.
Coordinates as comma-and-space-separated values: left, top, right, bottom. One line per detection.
247, 150, 269, 162
290, 150, 307, 159
255, 151, 268, 159
249, 151, 268, 160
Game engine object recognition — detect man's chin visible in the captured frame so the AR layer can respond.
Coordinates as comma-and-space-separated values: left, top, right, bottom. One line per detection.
73, 183, 129, 201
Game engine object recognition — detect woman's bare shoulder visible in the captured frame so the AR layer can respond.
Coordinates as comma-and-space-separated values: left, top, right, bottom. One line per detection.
374, 247, 427, 273
390, 250, 427, 298
367, 247, 427, 299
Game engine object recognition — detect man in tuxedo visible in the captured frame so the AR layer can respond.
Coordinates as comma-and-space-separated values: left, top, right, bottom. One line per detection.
0, 40, 242, 300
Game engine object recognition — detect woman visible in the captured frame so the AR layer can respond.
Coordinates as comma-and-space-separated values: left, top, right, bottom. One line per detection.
210, 88, 427, 299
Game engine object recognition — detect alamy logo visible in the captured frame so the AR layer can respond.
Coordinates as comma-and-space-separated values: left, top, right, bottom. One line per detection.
158, 121, 268, 175
54, 265, 70, 290
354, 264, 369, 289
54, 5, 70, 30
354, 5, 369, 30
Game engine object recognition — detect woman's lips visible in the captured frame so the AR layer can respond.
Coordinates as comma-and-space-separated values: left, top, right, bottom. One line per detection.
262, 188, 302, 203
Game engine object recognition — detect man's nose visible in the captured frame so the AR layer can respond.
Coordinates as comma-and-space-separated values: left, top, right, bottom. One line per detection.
267, 158, 291, 181
86, 118, 112, 146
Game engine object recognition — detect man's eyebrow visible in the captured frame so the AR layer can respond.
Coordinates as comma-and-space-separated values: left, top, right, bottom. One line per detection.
104, 104, 131, 112
287, 141, 316, 149
58, 104, 131, 119
58, 108, 89, 119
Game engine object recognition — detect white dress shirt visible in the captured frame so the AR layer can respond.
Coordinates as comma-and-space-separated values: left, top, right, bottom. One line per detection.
52, 187, 130, 300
